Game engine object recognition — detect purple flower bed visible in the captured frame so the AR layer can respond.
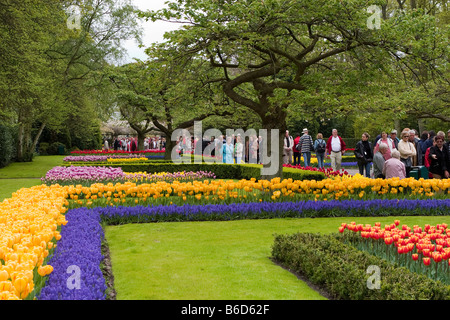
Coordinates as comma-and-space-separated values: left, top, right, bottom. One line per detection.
38, 208, 106, 300
97, 199, 450, 223
41, 166, 126, 185
42, 166, 217, 185
324, 162, 358, 167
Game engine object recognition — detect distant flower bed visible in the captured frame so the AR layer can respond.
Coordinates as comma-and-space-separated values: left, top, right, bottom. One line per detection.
41, 166, 125, 185
124, 171, 216, 183
41, 166, 216, 186
63, 155, 146, 162
70, 149, 165, 155
107, 157, 149, 163
284, 164, 349, 177
324, 162, 358, 167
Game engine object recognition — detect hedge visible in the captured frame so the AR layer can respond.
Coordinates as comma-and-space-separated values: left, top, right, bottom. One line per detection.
271, 233, 450, 300
61, 162, 325, 181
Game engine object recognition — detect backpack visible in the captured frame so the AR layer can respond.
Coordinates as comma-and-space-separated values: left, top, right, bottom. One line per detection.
316, 140, 326, 154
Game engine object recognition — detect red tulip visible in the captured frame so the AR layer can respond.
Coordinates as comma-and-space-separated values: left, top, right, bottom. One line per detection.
423, 257, 431, 266
412, 254, 419, 261
394, 220, 400, 226
433, 253, 442, 263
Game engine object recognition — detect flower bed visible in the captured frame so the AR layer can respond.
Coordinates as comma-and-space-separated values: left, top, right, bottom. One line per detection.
271, 232, 450, 300
63, 155, 164, 162
96, 199, 450, 224
284, 164, 349, 177
41, 166, 218, 186
339, 220, 450, 284
41, 166, 125, 185
1, 178, 449, 300
71, 149, 165, 155
62, 177, 450, 209
0, 185, 68, 300
38, 208, 106, 300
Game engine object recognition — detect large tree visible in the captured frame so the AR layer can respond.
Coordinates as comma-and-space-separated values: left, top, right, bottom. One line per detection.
107, 58, 232, 159
140, 0, 445, 178
0, 0, 142, 161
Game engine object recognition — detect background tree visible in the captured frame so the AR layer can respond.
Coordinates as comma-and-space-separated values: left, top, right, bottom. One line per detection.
0, 0, 142, 161
107, 57, 232, 159
141, 0, 445, 177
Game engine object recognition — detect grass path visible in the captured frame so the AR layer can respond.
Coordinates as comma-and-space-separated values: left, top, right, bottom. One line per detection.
105, 215, 449, 300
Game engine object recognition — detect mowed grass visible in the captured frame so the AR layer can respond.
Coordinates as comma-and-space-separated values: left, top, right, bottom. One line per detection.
0, 155, 65, 178
0, 179, 43, 202
105, 215, 449, 300
0, 155, 65, 201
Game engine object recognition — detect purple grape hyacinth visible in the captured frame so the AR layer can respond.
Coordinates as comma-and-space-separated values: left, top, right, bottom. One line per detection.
38, 208, 106, 300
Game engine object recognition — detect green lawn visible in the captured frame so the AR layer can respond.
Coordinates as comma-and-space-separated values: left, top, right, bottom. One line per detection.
0, 155, 64, 201
0, 155, 65, 178
105, 215, 449, 300
0, 179, 43, 202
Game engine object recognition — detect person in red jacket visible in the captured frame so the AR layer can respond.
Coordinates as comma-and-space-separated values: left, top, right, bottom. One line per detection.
424, 140, 435, 178
293, 133, 301, 166
326, 129, 347, 171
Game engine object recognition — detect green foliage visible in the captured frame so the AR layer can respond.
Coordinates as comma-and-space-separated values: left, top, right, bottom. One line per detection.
38, 143, 50, 156
47, 142, 67, 156
0, 125, 16, 168
0, 0, 142, 161
272, 233, 450, 300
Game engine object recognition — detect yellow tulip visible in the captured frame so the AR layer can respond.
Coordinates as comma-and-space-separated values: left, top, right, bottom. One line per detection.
13, 277, 27, 293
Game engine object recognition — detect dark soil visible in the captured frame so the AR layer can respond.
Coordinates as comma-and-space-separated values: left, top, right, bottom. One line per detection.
101, 238, 117, 300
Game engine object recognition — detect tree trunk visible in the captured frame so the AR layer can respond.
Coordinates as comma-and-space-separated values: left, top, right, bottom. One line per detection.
137, 131, 146, 151
260, 108, 287, 180
17, 122, 24, 162
164, 135, 174, 161
30, 122, 46, 156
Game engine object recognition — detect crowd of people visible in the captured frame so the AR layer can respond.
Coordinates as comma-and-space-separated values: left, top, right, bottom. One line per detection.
286, 128, 450, 180
370, 129, 450, 180
176, 134, 264, 164
104, 136, 166, 152
104, 127, 450, 180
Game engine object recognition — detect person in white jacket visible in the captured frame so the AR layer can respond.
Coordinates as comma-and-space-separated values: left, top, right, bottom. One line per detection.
398, 130, 417, 178
235, 136, 244, 164
283, 130, 294, 165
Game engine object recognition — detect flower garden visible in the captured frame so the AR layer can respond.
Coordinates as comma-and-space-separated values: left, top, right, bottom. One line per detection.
0, 150, 449, 300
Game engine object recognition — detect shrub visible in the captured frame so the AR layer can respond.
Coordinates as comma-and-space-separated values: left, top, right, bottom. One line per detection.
0, 124, 16, 168
271, 233, 450, 300
39, 142, 50, 155
47, 142, 66, 155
